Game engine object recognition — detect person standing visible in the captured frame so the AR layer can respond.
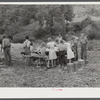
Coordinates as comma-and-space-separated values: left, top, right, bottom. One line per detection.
54, 38, 59, 66
80, 33, 88, 63
47, 37, 57, 68
39, 42, 46, 57
23, 36, 31, 66
2, 35, 12, 66
65, 39, 75, 63
23, 36, 31, 55
58, 40, 66, 68
71, 37, 78, 61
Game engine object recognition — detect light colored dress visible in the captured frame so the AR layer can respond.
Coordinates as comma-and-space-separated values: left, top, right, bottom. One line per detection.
65, 42, 74, 59
47, 41, 57, 60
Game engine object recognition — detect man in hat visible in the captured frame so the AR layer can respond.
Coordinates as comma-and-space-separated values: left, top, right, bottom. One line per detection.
2, 35, 12, 66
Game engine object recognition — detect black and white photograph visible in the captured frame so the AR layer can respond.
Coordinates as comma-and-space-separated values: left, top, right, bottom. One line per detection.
0, 3, 100, 88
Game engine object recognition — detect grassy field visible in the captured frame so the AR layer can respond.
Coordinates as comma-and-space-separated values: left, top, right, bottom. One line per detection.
0, 42, 100, 87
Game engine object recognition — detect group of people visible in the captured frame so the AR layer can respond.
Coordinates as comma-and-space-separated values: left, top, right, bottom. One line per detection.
0, 32, 88, 68
23, 32, 88, 69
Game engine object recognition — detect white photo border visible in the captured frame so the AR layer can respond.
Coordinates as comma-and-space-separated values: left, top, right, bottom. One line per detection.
0, 2, 100, 98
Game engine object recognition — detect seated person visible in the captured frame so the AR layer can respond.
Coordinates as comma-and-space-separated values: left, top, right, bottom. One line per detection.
30, 42, 38, 56
39, 42, 47, 57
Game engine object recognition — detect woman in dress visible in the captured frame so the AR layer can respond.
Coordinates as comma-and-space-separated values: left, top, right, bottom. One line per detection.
71, 37, 78, 61
47, 37, 57, 68
65, 38, 75, 63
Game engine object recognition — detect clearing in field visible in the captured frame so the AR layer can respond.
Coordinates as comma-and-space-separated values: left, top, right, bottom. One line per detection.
0, 42, 100, 87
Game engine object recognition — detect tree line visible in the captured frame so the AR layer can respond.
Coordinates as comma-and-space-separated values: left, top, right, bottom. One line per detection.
0, 5, 74, 42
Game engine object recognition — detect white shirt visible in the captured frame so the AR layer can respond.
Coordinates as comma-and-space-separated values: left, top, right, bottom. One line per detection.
23, 39, 31, 48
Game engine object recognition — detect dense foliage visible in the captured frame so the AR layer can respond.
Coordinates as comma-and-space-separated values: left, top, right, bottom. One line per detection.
0, 5, 74, 42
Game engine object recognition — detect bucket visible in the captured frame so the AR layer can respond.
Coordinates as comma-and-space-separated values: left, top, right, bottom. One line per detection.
78, 59, 85, 69
73, 61, 78, 72
67, 63, 74, 73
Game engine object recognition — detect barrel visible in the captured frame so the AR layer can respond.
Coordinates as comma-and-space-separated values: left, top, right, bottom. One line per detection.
67, 63, 74, 73
78, 59, 85, 69
73, 61, 78, 72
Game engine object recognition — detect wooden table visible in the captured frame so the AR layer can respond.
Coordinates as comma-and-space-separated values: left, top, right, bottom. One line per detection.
22, 53, 48, 66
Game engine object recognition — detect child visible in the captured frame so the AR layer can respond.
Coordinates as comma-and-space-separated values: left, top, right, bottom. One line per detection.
47, 37, 57, 68
40, 42, 47, 57
58, 40, 66, 68
38, 42, 48, 67
65, 39, 75, 63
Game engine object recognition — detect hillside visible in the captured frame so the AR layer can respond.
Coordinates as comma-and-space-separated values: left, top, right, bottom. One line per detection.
13, 21, 40, 43
1, 5, 100, 43
73, 5, 100, 18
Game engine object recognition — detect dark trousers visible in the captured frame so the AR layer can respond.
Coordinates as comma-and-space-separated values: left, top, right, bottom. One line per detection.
81, 44, 87, 61
4, 47, 12, 65
56, 51, 59, 65
72, 44, 78, 61
59, 51, 65, 67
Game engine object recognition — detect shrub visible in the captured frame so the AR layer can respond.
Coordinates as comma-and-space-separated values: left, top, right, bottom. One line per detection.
13, 31, 36, 43
34, 28, 47, 39
73, 17, 92, 33
95, 33, 100, 40
87, 27, 100, 40
73, 22, 82, 32
34, 26, 56, 39
87, 32, 96, 40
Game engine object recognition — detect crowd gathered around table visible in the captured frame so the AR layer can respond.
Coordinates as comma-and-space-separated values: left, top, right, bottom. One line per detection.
0, 31, 88, 69
22, 31, 88, 68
